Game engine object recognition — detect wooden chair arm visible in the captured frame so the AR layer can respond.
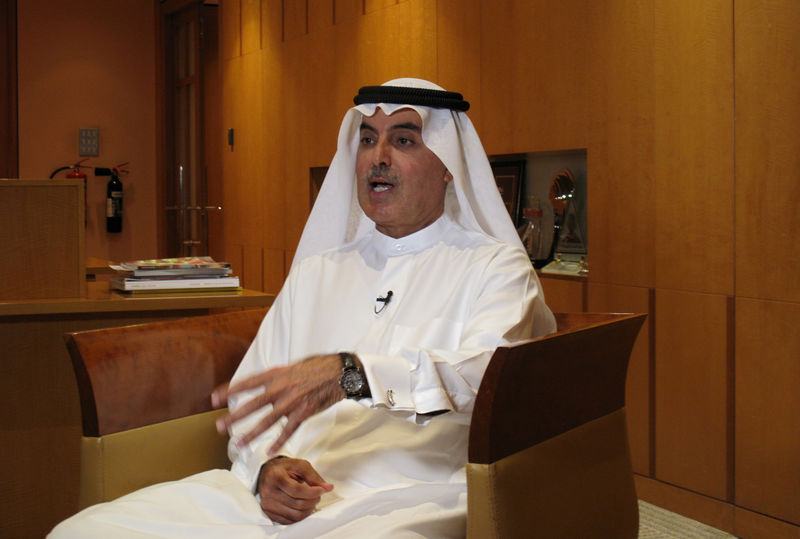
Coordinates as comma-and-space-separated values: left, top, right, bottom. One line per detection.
65, 308, 267, 437
469, 312, 646, 464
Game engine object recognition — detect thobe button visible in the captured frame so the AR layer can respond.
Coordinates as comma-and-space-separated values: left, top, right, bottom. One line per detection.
386, 389, 396, 407
392, 243, 405, 253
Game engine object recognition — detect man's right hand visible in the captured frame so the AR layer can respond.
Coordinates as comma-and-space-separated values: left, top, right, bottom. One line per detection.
257, 457, 334, 524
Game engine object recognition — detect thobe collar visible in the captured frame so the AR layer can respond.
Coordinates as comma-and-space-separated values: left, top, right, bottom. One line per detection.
370, 214, 451, 257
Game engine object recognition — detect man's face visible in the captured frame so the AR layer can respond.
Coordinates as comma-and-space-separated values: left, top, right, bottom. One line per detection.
356, 108, 452, 238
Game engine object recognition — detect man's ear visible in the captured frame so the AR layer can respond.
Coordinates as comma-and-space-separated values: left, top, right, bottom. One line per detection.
444, 170, 453, 183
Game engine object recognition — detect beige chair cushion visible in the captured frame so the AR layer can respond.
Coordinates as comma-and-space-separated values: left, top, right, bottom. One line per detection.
466, 409, 639, 539
79, 409, 230, 509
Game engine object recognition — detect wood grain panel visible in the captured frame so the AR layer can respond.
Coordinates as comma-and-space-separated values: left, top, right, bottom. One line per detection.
480, 0, 590, 154
365, 0, 397, 13
735, 298, 800, 525
241, 0, 262, 53
334, 0, 363, 23
226, 243, 244, 284
587, 283, 653, 476
309, 0, 334, 31
734, 0, 800, 303
585, 0, 655, 288
734, 506, 800, 539
219, 0, 241, 59
221, 53, 265, 250
261, 0, 283, 49
284, 0, 307, 41
0, 180, 85, 300
538, 275, 585, 314
435, 0, 481, 131
243, 244, 264, 291
654, 289, 730, 500
262, 247, 286, 294
653, 1, 734, 295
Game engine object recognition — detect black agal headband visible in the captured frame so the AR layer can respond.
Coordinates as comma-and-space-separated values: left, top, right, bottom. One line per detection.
353, 85, 470, 112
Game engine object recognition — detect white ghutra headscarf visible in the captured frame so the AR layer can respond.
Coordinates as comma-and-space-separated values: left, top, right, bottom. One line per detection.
292, 78, 524, 268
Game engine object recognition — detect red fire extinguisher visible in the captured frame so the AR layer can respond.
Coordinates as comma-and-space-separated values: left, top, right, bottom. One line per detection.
106, 162, 128, 233
67, 162, 88, 227
50, 159, 91, 226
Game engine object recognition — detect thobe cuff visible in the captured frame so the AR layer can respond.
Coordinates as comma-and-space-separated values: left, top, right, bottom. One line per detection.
357, 352, 414, 410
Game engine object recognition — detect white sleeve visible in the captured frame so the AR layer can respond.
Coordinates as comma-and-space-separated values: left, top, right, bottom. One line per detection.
226, 275, 297, 492
358, 248, 555, 415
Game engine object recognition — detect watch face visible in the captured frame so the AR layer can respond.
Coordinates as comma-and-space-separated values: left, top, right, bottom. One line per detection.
341, 369, 364, 396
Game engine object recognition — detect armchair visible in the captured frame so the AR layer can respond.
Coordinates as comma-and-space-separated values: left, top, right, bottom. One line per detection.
65, 309, 644, 537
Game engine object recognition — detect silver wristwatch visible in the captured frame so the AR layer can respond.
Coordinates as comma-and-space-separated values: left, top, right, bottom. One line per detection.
339, 352, 366, 399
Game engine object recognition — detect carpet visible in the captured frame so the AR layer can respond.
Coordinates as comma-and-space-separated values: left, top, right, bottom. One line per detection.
638, 500, 736, 538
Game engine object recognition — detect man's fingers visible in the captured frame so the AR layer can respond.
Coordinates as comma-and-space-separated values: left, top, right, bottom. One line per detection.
261, 497, 316, 524
217, 389, 278, 433
267, 398, 319, 456
211, 368, 286, 408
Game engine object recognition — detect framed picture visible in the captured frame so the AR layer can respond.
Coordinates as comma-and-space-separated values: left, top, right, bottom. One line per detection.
490, 160, 524, 225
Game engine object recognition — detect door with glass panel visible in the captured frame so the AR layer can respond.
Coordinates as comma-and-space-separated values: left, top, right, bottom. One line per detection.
164, 1, 221, 257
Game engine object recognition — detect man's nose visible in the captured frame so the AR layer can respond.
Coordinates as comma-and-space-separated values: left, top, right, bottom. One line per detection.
373, 138, 391, 167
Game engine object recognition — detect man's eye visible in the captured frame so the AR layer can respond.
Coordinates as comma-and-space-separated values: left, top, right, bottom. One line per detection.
397, 137, 413, 146
360, 136, 374, 145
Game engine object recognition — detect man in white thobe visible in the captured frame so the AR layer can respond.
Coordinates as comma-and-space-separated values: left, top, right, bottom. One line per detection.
50, 78, 555, 538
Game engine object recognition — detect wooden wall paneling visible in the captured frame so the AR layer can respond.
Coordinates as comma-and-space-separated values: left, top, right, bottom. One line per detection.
584, 0, 655, 288
341, 0, 437, 87
221, 52, 265, 257
262, 247, 286, 294
734, 0, 800, 303
435, 0, 481, 131
309, 0, 334, 31
242, 245, 264, 291
334, 0, 363, 24
653, 1, 734, 295
261, 0, 283, 49
284, 0, 307, 41
654, 289, 730, 500
226, 242, 244, 283
587, 283, 653, 476
279, 33, 336, 256
365, 0, 397, 13
241, 0, 262, 53
735, 298, 800, 526
479, 0, 590, 154
734, 506, 800, 539
220, 0, 242, 59
538, 275, 585, 314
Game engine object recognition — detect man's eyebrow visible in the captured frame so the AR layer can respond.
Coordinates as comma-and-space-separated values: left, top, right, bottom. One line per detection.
389, 122, 421, 132
359, 121, 422, 133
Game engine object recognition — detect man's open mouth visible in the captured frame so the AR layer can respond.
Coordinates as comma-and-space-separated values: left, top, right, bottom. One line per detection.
371, 181, 393, 192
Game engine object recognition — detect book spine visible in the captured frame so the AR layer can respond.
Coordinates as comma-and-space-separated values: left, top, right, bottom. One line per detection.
112, 277, 240, 290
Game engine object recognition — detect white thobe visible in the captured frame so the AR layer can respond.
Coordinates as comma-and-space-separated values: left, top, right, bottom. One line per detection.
50, 215, 554, 538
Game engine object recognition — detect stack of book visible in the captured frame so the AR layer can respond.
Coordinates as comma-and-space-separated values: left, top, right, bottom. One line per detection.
110, 256, 240, 293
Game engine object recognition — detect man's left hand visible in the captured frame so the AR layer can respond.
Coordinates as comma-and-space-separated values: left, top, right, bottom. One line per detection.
212, 354, 344, 455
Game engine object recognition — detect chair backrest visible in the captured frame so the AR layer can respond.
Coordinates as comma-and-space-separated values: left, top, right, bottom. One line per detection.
64, 308, 266, 507
467, 312, 646, 539
66, 308, 267, 437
